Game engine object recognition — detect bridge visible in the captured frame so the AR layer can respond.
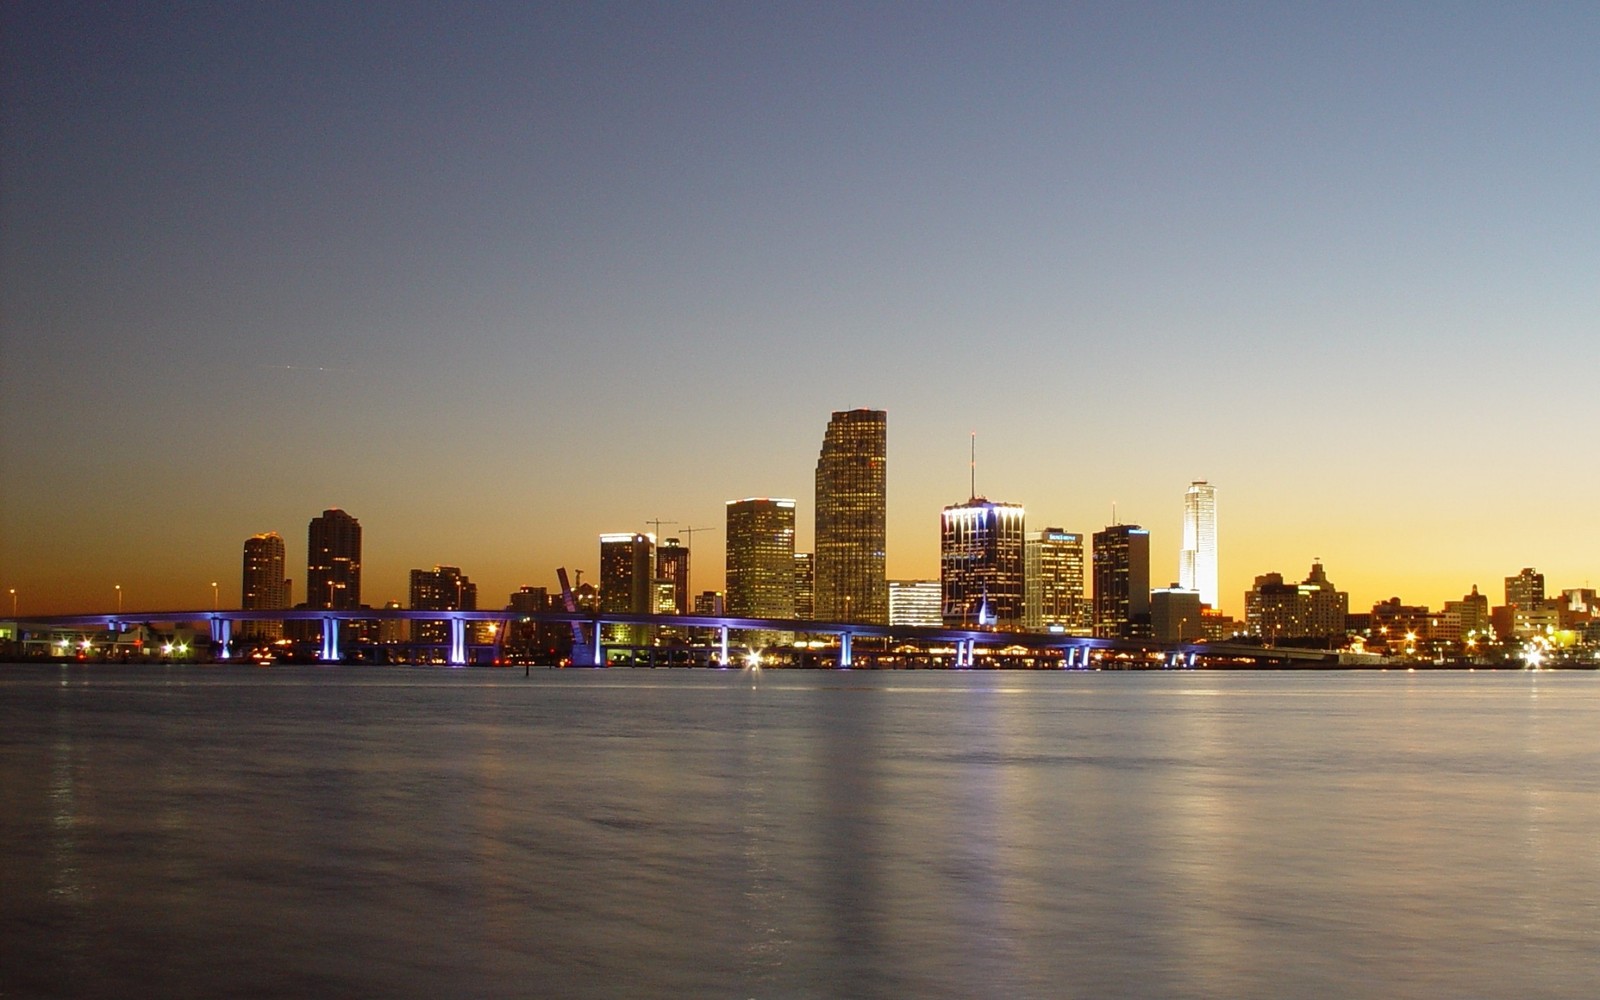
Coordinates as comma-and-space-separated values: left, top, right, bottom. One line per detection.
12, 607, 1339, 668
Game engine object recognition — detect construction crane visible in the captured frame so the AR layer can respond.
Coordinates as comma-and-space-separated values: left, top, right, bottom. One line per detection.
645, 518, 677, 540
677, 524, 717, 547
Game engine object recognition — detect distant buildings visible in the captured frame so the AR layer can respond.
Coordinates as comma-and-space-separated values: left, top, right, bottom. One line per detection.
241, 532, 289, 639
888, 580, 942, 627
308, 508, 361, 610
1244, 561, 1348, 644
814, 409, 888, 624
724, 499, 796, 620
1023, 528, 1089, 634
1179, 481, 1218, 609
941, 498, 1025, 628
1093, 524, 1150, 638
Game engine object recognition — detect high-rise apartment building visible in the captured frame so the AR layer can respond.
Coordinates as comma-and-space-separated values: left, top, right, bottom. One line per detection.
888, 580, 942, 626
793, 553, 814, 620
308, 508, 361, 610
941, 498, 1026, 628
241, 532, 289, 639
814, 409, 887, 623
1179, 481, 1218, 609
725, 499, 797, 620
409, 566, 476, 647
1024, 528, 1090, 634
655, 538, 690, 615
1093, 524, 1150, 638
1505, 568, 1545, 610
600, 532, 654, 645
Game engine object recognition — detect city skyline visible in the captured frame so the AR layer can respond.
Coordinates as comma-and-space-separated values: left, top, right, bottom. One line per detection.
4, 5, 1597, 616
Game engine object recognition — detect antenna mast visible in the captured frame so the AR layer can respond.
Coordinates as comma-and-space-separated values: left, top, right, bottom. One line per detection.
970, 431, 977, 501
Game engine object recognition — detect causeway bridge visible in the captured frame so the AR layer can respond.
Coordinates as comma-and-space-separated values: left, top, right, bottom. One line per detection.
13, 607, 1338, 668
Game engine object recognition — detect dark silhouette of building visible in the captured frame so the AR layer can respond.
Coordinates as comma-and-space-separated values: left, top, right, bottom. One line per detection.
1093, 524, 1150, 638
308, 509, 361, 610
409, 566, 476, 648
241, 531, 289, 639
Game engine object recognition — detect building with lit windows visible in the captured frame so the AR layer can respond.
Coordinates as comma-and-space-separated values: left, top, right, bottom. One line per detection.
600, 533, 654, 645
1179, 481, 1218, 609
1093, 524, 1150, 638
1244, 561, 1348, 645
725, 499, 796, 621
308, 509, 361, 610
941, 498, 1025, 628
1024, 528, 1089, 634
814, 409, 887, 623
241, 532, 289, 639
655, 538, 690, 615
793, 553, 814, 620
409, 566, 476, 648
1505, 567, 1545, 611
888, 580, 942, 627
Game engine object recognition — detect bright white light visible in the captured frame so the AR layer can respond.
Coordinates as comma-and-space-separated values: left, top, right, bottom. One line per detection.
745, 650, 762, 669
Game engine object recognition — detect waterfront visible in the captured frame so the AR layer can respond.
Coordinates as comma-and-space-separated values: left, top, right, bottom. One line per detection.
3, 664, 1598, 999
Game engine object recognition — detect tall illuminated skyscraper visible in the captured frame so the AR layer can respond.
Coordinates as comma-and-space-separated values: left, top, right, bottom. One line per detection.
814, 409, 887, 623
241, 532, 289, 639
725, 499, 796, 619
1179, 481, 1218, 609
941, 498, 1026, 628
307, 508, 361, 610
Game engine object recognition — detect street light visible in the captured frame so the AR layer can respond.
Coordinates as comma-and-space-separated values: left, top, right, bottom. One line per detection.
212, 581, 219, 611
8, 588, 15, 618
115, 584, 122, 615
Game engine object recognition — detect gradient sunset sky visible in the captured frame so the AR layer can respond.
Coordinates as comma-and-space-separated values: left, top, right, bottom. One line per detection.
3, 2, 1597, 617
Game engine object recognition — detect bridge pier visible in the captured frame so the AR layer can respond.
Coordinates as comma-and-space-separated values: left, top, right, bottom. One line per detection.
210, 616, 232, 659
839, 631, 852, 668
449, 617, 467, 666
718, 626, 729, 666
320, 617, 341, 662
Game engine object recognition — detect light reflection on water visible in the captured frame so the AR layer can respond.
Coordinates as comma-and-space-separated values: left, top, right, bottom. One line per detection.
3, 664, 1599, 999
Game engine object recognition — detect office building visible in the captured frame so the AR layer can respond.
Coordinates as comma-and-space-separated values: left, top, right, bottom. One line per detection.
1179, 481, 1218, 609
600, 532, 654, 645
409, 566, 476, 648
308, 508, 362, 610
1093, 524, 1150, 638
1151, 586, 1204, 641
241, 532, 289, 640
941, 498, 1025, 627
1439, 585, 1492, 643
814, 408, 888, 623
1505, 568, 1545, 611
888, 580, 942, 627
725, 498, 797, 619
1024, 528, 1089, 634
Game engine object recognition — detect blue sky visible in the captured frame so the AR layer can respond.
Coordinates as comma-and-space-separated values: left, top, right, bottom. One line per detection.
4, 2, 1597, 615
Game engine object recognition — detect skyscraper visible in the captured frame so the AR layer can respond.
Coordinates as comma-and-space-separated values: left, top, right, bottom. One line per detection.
307, 508, 361, 610
793, 552, 814, 620
599, 532, 654, 645
814, 409, 887, 623
725, 498, 796, 619
1505, 567, 1545, 610
941, 498, 1026, 628
1093, 524, 1150, 638
1024, 528, 1089, 634
1179, 481, 1218, 609
241, 532, 289, 640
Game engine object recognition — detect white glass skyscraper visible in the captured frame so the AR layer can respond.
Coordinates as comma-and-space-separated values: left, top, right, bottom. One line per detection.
1179, 481, 1218, 609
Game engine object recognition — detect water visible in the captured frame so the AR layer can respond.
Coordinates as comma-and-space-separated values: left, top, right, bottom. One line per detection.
3, 664, 1598, 999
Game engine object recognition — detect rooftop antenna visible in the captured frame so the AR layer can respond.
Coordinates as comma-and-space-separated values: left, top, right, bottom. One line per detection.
1112, 501, 1118, 526
970, 430, 977, 501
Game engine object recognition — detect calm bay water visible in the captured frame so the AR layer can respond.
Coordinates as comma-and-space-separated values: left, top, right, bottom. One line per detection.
3, 663, 1598, 999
